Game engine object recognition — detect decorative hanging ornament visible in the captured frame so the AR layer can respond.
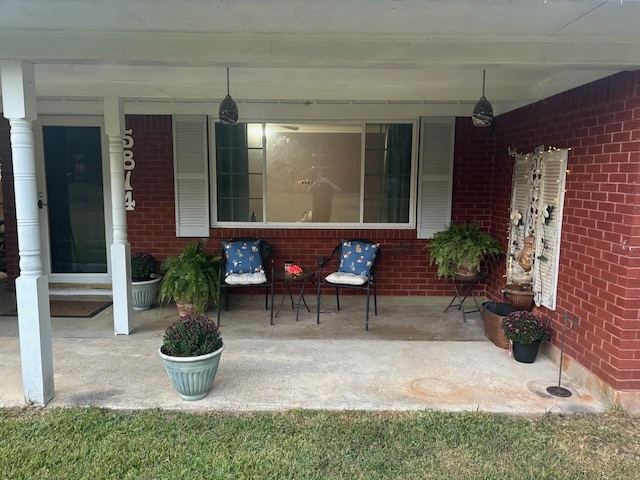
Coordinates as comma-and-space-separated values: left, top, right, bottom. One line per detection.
219, 67, 239, 125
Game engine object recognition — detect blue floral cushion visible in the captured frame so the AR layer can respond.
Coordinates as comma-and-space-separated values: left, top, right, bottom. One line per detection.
338, 240, 379, 276
222, 240, 264, 275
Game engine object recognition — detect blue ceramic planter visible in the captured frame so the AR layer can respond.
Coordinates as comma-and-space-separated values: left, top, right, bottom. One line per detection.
158, 346, 224, 400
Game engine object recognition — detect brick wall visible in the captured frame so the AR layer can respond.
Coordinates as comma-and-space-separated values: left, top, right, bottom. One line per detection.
489, 71, 640, 391
124, 115, 493, 298
125, 115, 176, 258
452, 119, 508, 297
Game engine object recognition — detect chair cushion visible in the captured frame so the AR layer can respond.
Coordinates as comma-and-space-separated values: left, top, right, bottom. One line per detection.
224, 272, 268, 285
338, 240, 379, 276
222, 240, 264, 275
325, 271, 368, 286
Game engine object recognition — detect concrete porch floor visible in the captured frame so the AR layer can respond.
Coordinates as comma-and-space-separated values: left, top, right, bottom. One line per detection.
0, 288, 607, 415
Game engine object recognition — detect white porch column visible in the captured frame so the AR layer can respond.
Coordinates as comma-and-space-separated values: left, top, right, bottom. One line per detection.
1, 60, 54, 406
104, 97, 133, 335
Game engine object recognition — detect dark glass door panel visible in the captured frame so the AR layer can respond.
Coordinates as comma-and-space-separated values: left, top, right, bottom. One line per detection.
43, 126, 107, 273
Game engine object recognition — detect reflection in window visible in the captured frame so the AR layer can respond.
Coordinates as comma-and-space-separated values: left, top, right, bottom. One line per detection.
266, 124, 361, 222
364, 124, 412, 223
214, 122, 414, 224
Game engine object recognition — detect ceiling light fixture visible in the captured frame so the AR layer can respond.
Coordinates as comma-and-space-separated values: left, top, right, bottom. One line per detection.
472, 69, 494, 127
218, 67, 239, 125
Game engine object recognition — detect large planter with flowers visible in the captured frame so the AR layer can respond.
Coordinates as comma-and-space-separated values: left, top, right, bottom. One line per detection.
501, 310, 550, 364
158, 314, 224, 400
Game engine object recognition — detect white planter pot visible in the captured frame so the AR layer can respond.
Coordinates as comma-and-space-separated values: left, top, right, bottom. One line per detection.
131, 274, 162, 311
158, 346, 224, 401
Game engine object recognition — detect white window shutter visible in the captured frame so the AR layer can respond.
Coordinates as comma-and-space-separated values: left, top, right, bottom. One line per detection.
173, 115, 210, 237
533, 149, 568, 310
507, 155, 533, 284
417, 117, 454, 239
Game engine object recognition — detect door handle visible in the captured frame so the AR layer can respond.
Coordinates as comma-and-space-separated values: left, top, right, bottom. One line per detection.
38, 199, 47, 209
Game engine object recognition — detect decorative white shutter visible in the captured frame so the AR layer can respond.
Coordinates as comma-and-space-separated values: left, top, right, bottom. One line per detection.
507, 154, 533, 284
532, 149, 568, 310
417, 117, 454, 239
173, 115, 210, 237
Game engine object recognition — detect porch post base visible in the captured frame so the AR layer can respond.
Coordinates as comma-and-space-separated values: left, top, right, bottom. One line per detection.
112, 243, 133, 335
16, 274, 54, 406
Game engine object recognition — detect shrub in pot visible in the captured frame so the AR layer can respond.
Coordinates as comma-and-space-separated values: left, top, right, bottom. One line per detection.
131, 252, 161, 311
158, 241, 221, 316
425, 221, 503, 278
131, 252, 157, 281
158, 314, 224, 400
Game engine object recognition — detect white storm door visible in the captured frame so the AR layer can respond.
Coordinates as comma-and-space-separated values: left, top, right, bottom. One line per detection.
34, 116, 112, 284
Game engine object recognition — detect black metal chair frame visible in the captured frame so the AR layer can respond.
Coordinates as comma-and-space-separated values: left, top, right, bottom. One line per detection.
316, 239, 380, 330
217, 237, 275, 326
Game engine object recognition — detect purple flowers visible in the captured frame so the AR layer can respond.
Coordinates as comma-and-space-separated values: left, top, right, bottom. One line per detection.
501, 310, 550, 345
161, 314, 223, 357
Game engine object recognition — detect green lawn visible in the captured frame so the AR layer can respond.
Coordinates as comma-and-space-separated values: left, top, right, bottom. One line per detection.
1, 407, 638, 479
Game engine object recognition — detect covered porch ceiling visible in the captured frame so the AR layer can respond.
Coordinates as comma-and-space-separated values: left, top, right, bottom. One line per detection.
1, 0, 639, 116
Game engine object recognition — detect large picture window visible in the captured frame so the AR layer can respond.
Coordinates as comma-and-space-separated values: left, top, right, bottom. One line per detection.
214, 122, 416, 226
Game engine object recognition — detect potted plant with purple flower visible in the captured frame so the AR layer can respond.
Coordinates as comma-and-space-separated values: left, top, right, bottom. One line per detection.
501, 310, 550, 363
158, 313, 224, 400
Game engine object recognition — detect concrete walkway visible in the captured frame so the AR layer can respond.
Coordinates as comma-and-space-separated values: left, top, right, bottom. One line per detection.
0, 294, 607, 415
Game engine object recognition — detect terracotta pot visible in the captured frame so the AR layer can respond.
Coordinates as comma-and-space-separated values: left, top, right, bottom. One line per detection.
453, 262, 479, 277
176, 301, 195, 318
503, 283, 534, 311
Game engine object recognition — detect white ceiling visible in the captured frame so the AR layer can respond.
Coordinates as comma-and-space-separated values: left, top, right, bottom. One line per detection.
1, 0, 639, 116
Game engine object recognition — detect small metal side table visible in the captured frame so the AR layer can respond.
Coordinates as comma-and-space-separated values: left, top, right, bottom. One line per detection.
444, 272, 488, 322
275, 267, 315, 321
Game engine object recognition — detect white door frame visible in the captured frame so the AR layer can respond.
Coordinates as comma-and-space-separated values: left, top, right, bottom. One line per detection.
33, 115, 113, 284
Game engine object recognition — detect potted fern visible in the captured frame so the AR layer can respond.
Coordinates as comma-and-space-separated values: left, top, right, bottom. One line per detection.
158, 241, 221, 316
426, 221, 503, 278
131, 252, 161, 311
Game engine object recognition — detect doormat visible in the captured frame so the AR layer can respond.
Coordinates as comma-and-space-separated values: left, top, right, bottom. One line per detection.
1, 300, 112, 318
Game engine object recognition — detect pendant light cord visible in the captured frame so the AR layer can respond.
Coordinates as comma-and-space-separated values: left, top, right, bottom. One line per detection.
482, 69, 486, 97
226, 67, 230, 96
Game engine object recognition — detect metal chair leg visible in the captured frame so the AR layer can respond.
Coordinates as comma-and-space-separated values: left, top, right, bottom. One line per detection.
365, 289, 371, 331
269, 283, 274, 326
316, 280, 321, 324
335, 288, 341, 311
373, 281, 378, 315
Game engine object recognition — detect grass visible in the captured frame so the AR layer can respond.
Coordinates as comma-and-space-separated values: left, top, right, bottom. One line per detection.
1, 407, 638, 479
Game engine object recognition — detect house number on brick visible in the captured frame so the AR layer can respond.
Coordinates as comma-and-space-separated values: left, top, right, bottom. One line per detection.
123, 129, 136, 211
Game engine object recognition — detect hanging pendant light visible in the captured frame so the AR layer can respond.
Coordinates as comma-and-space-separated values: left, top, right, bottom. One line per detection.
219, 67, 239, 125
472, 69, 493, 127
